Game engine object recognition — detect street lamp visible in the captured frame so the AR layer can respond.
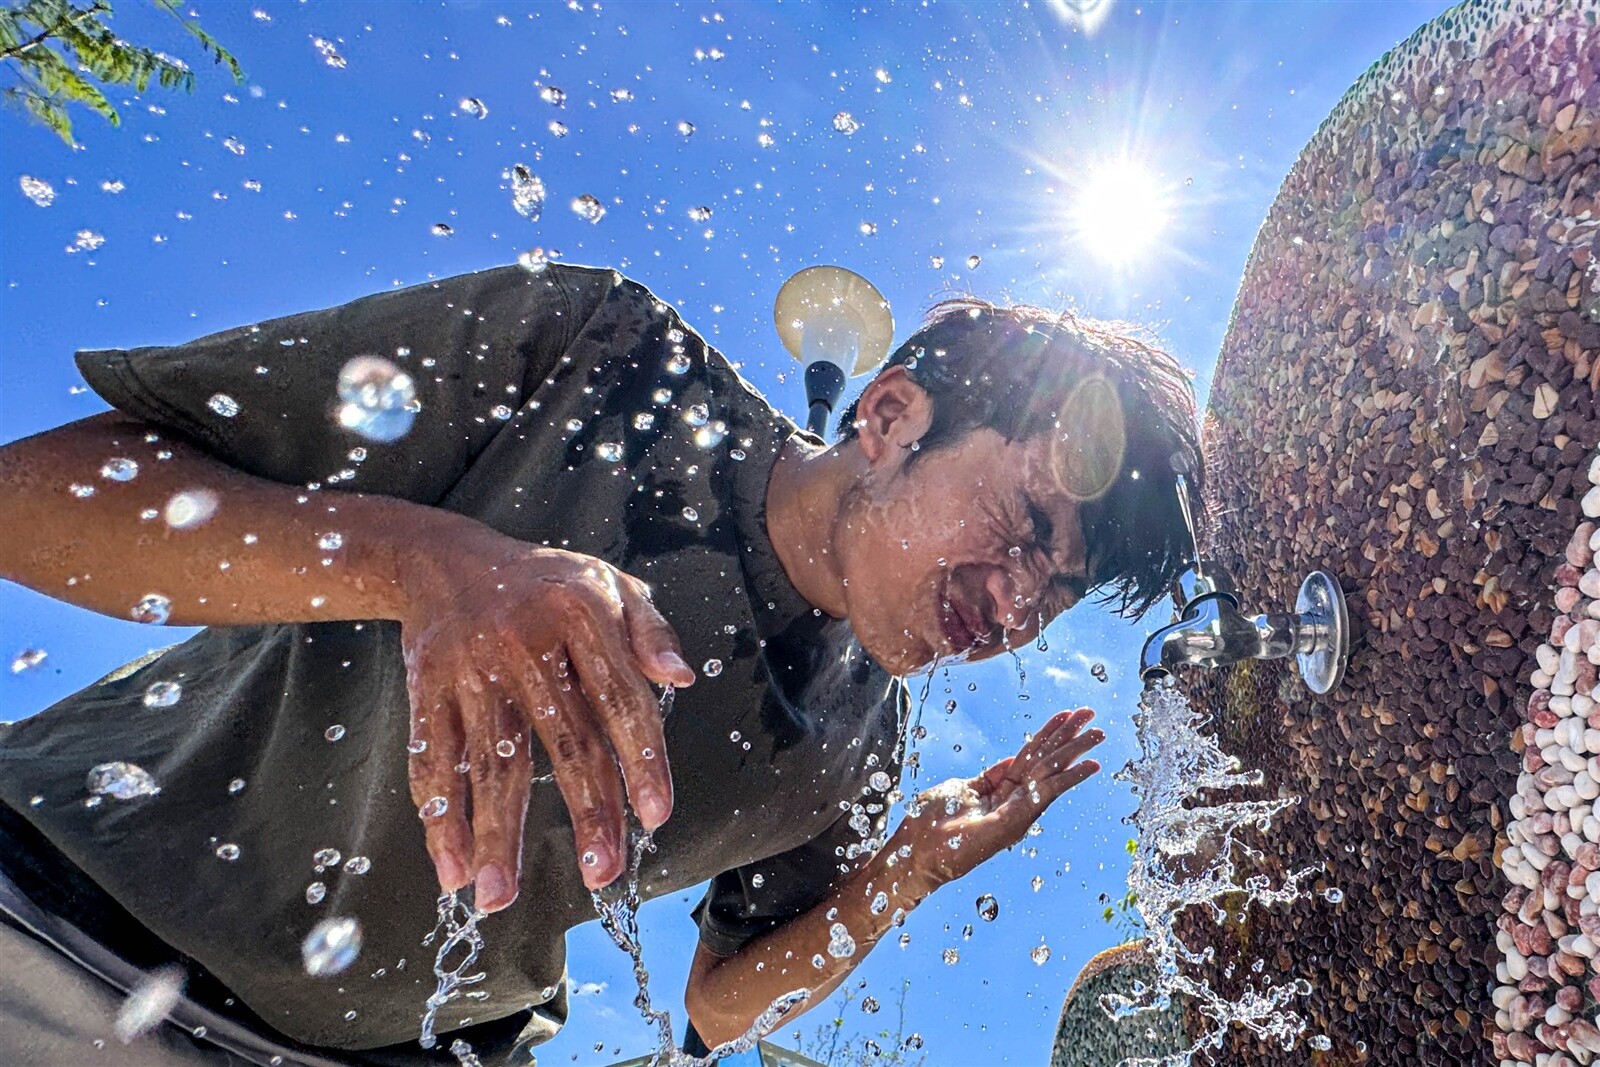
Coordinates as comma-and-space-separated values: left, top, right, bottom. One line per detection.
773, 266, 894, 438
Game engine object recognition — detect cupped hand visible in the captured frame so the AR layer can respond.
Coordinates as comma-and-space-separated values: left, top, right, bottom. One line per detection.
896, 707, 1104, 892
399, 533, 696, 909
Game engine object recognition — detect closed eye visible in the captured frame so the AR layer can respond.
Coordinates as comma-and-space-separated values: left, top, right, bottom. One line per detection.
1025, 497, 1054, 552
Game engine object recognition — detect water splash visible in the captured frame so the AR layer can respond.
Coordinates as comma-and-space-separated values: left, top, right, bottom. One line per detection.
588, 692, 809, 1065
1102, 680, 1319, 1066
419, 891, 487, 1051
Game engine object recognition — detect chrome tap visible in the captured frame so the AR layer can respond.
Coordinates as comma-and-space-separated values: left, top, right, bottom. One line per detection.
1138, 477, 1351, 695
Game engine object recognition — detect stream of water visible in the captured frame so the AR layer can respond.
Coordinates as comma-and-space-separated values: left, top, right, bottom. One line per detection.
1103, 679, 1326, 1065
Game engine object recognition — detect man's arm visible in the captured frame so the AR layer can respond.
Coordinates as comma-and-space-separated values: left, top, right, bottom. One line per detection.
0, 412, 694, 906
684, 708, 1104, 1047
0, 412, 456, 627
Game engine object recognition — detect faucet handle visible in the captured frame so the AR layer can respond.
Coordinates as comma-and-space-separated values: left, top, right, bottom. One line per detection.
1172, 560, 1238, 612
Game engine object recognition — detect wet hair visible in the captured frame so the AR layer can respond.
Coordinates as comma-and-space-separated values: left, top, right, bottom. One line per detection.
836, 296, 1203, 619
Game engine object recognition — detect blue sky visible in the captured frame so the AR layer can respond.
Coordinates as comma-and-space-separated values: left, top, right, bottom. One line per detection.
1, 1, 1451, 1062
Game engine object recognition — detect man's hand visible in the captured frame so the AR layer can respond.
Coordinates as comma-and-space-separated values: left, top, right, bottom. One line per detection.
399, 533, 696, 909
895, 707, 1104, 893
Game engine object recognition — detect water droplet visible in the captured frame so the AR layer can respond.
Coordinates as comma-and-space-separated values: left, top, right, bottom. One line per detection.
596, 441, 624, 463
86, 762, 160, 800
832, 111, 861, 135
676, 120, 695, 137
458, 97, 488, 119
651, 388, 673, 405
317, 532, 344, 552
570, 194, 606, 224
419, 797, 448, 818
729, 731, 742, 743
641, 747, 655, 760
694, 421, 728, 449
610, 88, 633, 103
304, 881, 328, 906
19, 175, 55, 207
511, 164, 545, 222
130, 594, 172, 625
431, 222, 454, 237
581, 850, 599, 867
313, 848, 342, 870
207, 394, 240, 418
965, 255, 981, 270
869, 892, 888, 915
682, 403, 710, 428
826, 921, 856, 958
1030, 874, 1044, 892
681, 506, 700, 523
976, 894, 1000, 922
730, 448, 746, 462
539, 85, 566, 107
869, 771, 892, 792
311, 37, 345, 68
859, 221, 878, 236
11, 648, 47, 674
495, 739, 516, 757
215, 843, 241, 861
142, 680, 182, 708
344, 855, 371, 875
1030, 944, 1050, 965
302, 916, 362, 977
164, 489, 219, 530
68, 229, 105, 254
942, 948, 959, 965
100, 457, 139, 482
324, 724, 346, 742
1323, 887, 1344, 904
407, 739, 428, 755
336, 356, 418, 443
114, 966, 185, 1043
702, 658, 723, 677
666, 352, 691, 375
228, 778, 246, 795
1309, 1035, 1332, 1051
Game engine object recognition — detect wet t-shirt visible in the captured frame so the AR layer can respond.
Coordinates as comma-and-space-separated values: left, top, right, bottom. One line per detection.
0, 264, 905, 1061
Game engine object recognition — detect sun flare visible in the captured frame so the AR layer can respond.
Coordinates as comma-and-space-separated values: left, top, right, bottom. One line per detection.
1067, 158, 1172, 268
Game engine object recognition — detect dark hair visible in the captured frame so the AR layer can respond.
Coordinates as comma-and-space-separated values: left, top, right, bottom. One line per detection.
836, 296, 1203, 619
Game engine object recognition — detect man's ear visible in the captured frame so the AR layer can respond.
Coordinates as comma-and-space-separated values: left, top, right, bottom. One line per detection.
852, 366, 933, 464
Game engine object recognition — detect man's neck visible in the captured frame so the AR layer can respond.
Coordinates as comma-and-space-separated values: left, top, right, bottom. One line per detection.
763, 436, 853, 619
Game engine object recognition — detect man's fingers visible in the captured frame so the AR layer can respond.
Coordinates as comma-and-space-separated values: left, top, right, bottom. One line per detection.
406, 668, 473, 893
620, 578, 696, 688
464, 686, 533, 913
564, 606, 674, 831
515, 659, 629, 890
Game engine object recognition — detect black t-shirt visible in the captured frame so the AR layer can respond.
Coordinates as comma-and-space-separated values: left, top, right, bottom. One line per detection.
0, 264, 904, 1059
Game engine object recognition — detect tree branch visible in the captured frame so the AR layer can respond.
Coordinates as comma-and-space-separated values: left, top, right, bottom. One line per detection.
0, 1, 109, 63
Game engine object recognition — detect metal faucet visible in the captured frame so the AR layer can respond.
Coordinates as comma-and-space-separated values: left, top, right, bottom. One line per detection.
1138, 476, 1350, 695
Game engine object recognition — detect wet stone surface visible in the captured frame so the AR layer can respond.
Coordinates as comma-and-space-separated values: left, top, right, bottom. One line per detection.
1110, 1, 1599, 1064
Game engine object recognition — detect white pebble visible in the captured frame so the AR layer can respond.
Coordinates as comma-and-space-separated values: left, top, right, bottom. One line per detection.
1562, 748, 1588, 773
1583, 485, 1600, 518
1589, 454, 1600, 487
1581, 570, 1600, 599
1507, 947, 1529, 980
1534, 669, 1555, 690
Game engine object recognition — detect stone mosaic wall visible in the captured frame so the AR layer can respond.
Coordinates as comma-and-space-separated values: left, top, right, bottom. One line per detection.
1051, 943, 1188, 1067
1160, 1, 1599, 1064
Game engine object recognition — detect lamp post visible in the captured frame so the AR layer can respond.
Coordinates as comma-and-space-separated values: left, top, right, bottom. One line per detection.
773, 266, 894, 438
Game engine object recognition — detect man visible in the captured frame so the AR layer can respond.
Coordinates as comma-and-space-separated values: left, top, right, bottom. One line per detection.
0, 262, 1200, 1063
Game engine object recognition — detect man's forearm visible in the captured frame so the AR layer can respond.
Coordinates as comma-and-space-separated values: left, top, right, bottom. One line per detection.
0, 412, 483, 628
686, 827, 937, 1048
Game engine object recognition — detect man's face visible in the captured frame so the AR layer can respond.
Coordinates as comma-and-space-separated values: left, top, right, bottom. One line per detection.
835, 426, 1091, 675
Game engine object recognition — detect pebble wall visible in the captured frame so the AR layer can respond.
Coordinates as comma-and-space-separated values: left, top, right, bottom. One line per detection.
1131, 1, 1599, 1064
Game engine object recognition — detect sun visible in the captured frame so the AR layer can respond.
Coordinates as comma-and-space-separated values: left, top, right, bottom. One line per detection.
1066, 158, 1173, 268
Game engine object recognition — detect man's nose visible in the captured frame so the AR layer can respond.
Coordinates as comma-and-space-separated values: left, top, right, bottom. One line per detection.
985, 567, 1031, 630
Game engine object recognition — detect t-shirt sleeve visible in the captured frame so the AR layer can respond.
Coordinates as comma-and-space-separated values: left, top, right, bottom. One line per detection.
692, 804, 892, 959
73, 264, 618, 506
